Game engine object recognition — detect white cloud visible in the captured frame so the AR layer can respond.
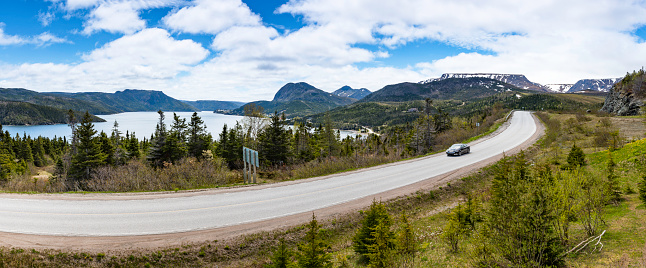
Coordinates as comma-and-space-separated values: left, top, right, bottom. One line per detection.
0, 23, 70, 47
163, 0, 262, 34
82, 2, 146, 35
0, 24, 26, 45
1, 28, 209, 93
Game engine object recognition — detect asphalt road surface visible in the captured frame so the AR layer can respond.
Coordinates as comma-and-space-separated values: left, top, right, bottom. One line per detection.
0, 111, 537, 237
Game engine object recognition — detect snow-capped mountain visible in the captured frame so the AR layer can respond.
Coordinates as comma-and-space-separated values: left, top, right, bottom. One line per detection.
332, 85, 371, 100
544, 84, 574, 93
420, 73, 549, 92
567, 78, 620, 93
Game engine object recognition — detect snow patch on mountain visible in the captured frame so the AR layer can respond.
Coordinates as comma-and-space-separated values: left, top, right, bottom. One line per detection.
544, 84, 574, 93
420, 73, 549, 92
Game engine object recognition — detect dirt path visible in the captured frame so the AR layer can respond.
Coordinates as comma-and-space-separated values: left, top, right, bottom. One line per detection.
0, 113, 545, 252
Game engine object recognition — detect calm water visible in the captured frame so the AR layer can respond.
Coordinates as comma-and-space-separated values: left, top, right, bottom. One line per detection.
3, 111, 361, 140
3, 112, 244, 140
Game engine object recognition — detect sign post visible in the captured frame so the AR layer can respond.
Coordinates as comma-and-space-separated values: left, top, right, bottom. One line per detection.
243, 147, 259, 183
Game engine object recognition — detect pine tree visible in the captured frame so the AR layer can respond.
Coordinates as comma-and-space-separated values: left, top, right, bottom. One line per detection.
367, 220, 394, 268
148, 110, 169, 167
187, 112, 211, 158
259, 112, 290, 166
353, 200, 393, 263
606, 150, 621, 204
268, 239, 293, 268
98, 132, 115, 165
397, 213, 417, 257
639, 176, 646, 205
69, 111, 107, 186
296, 214, 332, 268
567, 143, 585, 168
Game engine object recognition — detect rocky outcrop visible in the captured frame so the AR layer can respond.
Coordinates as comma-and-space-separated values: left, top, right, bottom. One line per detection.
601, 72, 645, 115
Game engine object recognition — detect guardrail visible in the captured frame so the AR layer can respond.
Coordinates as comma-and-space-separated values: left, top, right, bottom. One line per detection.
505, 109, 515, 121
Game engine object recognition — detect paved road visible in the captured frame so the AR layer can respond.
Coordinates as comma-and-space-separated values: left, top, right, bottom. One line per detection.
0, 111, 537, 237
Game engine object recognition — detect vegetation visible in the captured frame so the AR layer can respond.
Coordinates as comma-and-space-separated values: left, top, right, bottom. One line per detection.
0, 101, 105, 125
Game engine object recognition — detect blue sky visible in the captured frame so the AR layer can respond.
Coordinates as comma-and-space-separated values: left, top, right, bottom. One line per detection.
1, 0, 645, 101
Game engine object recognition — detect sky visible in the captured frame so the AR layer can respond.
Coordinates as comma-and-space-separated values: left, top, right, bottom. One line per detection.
0, 0, 645, 102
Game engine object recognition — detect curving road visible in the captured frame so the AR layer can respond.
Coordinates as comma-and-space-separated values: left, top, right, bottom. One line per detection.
0, 111, 537, 237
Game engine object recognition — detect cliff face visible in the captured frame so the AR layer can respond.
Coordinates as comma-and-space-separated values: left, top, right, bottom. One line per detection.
601, 71, 645, 115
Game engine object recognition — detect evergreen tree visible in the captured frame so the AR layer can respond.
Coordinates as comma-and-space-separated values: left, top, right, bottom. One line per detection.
353, 200, 393, 263
187, 112, 211, 158
69, 111, 107, 186
148, 110, 169, 167
163, 113, 188, 163
32, 138, 47, 167
567, 143, 585, 168
367, 220, 394, 268
297, 214, 332, 268
397, 213, 416, 256
639, 176, 646, 206
606, 150, 621, 204
259, 112, 291, 166
477, 155, 563, 267
268, 239, 294, 268
125, 131, 141, 159
111, 121, 126, 165
98, 131, 115, 165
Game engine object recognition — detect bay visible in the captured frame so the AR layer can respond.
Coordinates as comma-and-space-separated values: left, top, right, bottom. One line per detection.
3, 111, 363, 140
3, 112, 244, 140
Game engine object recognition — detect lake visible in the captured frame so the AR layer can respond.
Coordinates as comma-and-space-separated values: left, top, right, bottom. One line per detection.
3, 111, 362, 140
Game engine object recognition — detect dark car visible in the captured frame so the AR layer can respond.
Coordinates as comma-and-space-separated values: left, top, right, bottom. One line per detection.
446, 143, 470, 156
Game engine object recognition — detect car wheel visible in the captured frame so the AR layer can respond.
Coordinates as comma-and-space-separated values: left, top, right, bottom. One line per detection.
458, 151, 462, 156
467, 149, 470, 154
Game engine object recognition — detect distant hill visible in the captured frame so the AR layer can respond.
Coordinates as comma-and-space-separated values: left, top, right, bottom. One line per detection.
182, 100, 245, 111
360, 77, 521, 103
222, 82, 355, 118
47, 89, 198, 114
421, 73, 549, 92
0, 88, 114, 114
0, 101, 105, 125
567, 78, 620, 93
333, 86, 371, 100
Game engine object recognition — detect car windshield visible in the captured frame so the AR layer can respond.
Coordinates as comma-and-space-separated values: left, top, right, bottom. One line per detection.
449, 144, 462, 149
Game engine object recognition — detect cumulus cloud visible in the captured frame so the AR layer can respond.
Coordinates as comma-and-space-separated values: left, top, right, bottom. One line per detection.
163, 0, 262, 34
1, 28, 209, 92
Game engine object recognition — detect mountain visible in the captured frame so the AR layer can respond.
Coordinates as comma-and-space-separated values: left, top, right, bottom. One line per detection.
272, 82, 355, 105
601, 71, 645, 115
421, 73, 549, 92
182, 100, 245, 111
567, 78, 620, 93
0, 101, 105, 125
545, 84, 574, 93
361, 77, 521, 103
0, 88, 114, 114
332, 86, 371, 100
46, 89, 198, 114
221, 82, 355, 118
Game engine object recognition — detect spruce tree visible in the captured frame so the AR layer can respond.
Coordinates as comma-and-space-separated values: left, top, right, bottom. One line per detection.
148, 110, 169, 167
639, 176, 646, 205
187, 112, 211, 158
69, 111, 107, 186
566, 143, 585, 168
268, 239, 293, 268
606, 150, 621, 204
259, 112, 290, 166
367, 220, 394, 268
397, 213, 417, 257
353, 200, 393, 263
296, 214, 331, 268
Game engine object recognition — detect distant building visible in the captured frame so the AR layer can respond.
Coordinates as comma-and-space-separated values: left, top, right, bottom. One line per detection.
407, 108, 419, 113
